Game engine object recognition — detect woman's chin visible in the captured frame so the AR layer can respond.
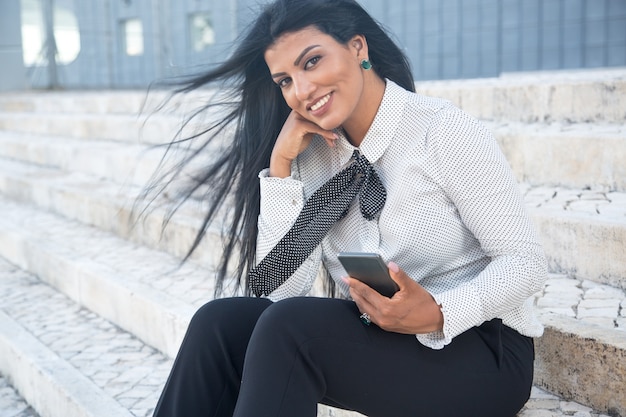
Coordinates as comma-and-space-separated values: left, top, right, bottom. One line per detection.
315, 119, 342, 132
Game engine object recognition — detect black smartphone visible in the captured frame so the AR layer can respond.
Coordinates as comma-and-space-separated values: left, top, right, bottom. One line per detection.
337, 252, 399, 297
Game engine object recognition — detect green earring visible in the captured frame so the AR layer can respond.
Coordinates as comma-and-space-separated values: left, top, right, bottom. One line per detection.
360, 59, 372, 70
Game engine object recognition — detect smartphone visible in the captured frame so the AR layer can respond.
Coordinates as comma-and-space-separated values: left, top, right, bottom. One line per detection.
337, 252, 399, 298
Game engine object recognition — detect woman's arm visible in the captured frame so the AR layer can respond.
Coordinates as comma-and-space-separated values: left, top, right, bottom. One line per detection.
427, 106, 547, 344
345, 105, 546, 347
254, 111, 338, 300
255, 169, 324, 300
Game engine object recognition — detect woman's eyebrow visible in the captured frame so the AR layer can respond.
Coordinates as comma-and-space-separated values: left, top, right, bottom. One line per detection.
271, 45, 321, 79
294, 45, 320, 66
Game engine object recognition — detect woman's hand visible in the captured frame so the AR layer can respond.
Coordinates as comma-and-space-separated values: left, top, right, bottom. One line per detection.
345, 262, 444, 334
270, 110, 338, 178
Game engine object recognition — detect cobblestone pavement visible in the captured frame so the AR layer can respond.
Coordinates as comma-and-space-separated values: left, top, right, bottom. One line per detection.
0, 260, 173, 417
0, 376, 39, 417
536, 274, 626, 330
521, 184, 626, 219
520, 387, 612, 417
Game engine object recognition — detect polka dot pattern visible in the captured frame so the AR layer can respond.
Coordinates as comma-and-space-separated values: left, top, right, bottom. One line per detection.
256, 80, 547, 349
249, 151, 386, 297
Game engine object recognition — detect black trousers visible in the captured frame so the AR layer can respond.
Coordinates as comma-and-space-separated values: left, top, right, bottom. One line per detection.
153, 297, 534, 417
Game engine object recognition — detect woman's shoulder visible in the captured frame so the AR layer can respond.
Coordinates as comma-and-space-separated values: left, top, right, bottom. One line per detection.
400, 84, 486, 133
387, 80, 457, 129
407, 88, 453, 115
383, 80, 453, 119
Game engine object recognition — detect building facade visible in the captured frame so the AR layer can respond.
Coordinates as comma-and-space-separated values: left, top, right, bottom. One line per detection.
2, 0, 626, 90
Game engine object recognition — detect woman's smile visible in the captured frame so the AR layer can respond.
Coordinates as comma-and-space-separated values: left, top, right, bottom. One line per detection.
308, 92, 333, 114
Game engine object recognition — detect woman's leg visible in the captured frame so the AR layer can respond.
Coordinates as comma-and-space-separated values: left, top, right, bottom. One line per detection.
233, 297, 534, 417
152, 297, 273, 417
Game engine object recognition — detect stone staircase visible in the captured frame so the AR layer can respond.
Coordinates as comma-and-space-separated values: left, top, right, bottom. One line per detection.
0, 68, 624, 417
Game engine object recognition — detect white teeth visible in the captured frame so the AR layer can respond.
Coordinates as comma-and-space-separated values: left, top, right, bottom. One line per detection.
310, 94, 331, 111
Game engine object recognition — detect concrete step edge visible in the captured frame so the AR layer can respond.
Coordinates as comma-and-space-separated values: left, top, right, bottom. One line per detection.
1, 118, 624, 192
0, 157, 229, 266
0, 156, 624, 288
491, 123, 626, 192
0, 89, 216, 116
0, 131, 171, 187
534, 312, 626, 416
530, 208, 626, 290
0, 194, 209, 357
0, 309, 133, 417
0, 113, 196, 145
0, 254, 175, 417
0, 90, 165, 115
1, 67, 623, 122
415, 68, 626, 124
0, 130, 220, 188
0, 374, 39, 417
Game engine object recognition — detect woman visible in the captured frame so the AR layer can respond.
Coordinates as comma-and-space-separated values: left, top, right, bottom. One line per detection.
151, 0, 547, 416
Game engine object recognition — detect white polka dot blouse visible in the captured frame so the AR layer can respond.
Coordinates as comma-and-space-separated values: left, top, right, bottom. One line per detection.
256, 80, 548, 350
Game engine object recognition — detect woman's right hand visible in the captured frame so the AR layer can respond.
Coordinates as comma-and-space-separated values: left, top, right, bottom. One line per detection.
269, 111, 338, 178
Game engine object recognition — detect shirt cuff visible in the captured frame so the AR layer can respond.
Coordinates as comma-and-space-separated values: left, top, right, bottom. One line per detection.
417, 284, 484, 349
258, 168, 305, 220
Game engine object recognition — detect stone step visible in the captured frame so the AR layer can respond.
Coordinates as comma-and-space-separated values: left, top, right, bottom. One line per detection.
1, 68, 624, 124
0, 195, 207, 358
0, 375, 39, 417
532, 274, 626, 416
491, 122, 626, 192
0, 155, 623, 291
0, 256, 171, 417
1, 119, 623, 194
0, 257, 369, 417
0, 90, 162, 115
0, 112, 180, 145
0, 131, 165, 187
522, 185, 626, 290
0, 130, 223, 188
0, 157, 223, 268
416, 67, 626, 124
0, 89, 215, 116
0, 200, 620, 417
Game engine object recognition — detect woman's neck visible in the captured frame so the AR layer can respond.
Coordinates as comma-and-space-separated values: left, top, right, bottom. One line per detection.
342, 75, 387, 147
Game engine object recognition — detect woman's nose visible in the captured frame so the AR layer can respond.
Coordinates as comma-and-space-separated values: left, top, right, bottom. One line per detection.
293, 75, 315, 101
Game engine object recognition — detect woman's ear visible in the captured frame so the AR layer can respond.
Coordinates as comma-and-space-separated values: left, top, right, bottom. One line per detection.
350, 34, 369, 58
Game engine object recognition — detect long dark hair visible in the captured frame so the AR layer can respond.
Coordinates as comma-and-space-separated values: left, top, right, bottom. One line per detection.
144, 0, 415, 297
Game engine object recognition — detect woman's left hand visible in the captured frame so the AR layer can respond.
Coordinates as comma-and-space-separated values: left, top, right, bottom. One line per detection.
345, 262, 444, 334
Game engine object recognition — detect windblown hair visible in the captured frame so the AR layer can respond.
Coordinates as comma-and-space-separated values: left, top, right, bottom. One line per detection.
146, 0, 415, 297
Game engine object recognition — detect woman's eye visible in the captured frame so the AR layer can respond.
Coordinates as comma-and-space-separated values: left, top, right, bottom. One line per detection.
304, 56, 321, 70
278, 77, 292, 88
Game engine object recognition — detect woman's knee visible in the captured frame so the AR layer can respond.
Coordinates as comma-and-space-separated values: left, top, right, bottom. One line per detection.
252, 297, 354, 343
186, 297, 272, 340
255, 298, 312, 329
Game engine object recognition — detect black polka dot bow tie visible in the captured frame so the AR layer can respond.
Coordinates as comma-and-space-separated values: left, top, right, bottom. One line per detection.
249, 150, 387, 297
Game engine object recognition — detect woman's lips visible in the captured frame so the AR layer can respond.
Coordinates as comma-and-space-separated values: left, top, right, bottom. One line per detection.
309, 93, 332, 116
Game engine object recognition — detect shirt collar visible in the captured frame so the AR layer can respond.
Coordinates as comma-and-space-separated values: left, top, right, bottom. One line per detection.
334, 79, 408, 166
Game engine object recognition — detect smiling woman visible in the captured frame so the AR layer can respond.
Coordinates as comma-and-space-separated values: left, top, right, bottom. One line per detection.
149, 1, 547, 417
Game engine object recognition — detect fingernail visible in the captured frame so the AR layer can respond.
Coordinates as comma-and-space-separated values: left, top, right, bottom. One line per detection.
341, 276, 350, 284
333, 133, 340, 140
388, 261, 399, 273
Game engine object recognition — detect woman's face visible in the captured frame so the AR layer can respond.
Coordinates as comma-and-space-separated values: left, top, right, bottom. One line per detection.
264, 26, 373, 133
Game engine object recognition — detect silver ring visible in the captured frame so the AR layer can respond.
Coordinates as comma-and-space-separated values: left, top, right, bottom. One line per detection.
359, 312, 372, 326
